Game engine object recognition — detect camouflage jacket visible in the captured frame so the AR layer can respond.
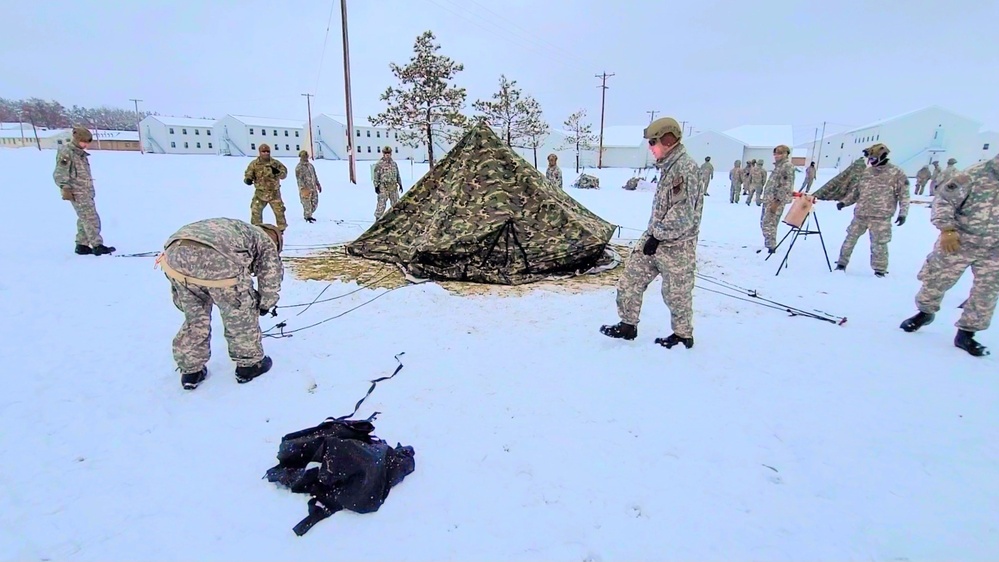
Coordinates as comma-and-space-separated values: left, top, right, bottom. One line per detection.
916, 166, 931, 181
760, 168, 768, 186
647, 144, 704, 244
700, 162, 714, 179
932, 156, 999, 248
295, 161, 319, 190
938, 164, 958, 187
244, 157, 288, 192
164, 217, 284, 309
762, 157, 796, 205
805, 166, 816, 182
53, 144, 94, 195
373, 157, 401, 189
840, 162, 910, 219
931, 165, 941, 181
546, 165, 563, 188
748, 166, 765, 186
729, 166, 743, 186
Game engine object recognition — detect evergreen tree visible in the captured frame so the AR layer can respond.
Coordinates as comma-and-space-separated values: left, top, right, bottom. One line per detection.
518, 98, 549, 168
369, 30, 468, 167
472, 74, 534, 149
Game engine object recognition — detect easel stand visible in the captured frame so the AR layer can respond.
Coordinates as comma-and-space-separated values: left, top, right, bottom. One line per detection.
765, 210, 832, 276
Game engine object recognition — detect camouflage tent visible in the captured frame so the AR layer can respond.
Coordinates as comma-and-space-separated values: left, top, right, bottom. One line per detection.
346, 122, 616, 285
574, 173, 600, 189
811, 157, 865, 201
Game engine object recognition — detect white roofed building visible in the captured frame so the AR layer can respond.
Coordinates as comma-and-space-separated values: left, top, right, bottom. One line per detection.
683, 130, 747, 173
140, 116, 217, 155
723, 125, 795, 166
595, 126, 646, 169
214, 115, 304, 158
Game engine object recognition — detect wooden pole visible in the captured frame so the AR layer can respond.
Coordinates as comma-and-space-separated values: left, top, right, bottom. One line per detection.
595, 72, 613, 168
340, 0, 357, 184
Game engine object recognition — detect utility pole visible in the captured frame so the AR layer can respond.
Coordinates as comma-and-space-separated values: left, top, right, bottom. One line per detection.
815, 121, 827, 168
646, 110, 658, 124
680, 120, 690, 137
130, 98, 143, 153
30, 120, 40, 150
340, 0, 357, 184
810, 126, 818, 165
302, 93, 315, 159
595, 72, 614, 168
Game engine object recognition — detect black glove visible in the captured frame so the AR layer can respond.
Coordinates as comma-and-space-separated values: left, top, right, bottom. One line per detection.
271, 165, 281, 176
259, 307, 276, 317
244, 177, 253, 186
836, 202, 845, 210
375, 186, 380, 194
642, 236, 660, 256
895, 215, 906, 226
399, 185, 403, 193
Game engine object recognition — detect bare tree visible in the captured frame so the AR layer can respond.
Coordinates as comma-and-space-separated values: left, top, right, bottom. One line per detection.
559, 109, 596, 173
472, 74, 536, 149
517, 98, 549, 168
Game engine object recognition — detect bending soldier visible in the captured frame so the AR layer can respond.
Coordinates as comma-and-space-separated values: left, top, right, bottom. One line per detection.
900, 154, 999, 357
159, 218, 284, 389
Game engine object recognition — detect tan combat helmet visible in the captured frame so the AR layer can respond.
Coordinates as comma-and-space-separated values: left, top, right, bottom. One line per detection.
734, 159, 741, 166
382, 145, 392, 155
643, 117, 682, 141
864, 143, 889, 159
773, 145, 791, 157
756, 158, 764, 165
71, 126, 93, 144
298, 149, 309, 159
258, 223, 284, 252
947, 157, 957, 165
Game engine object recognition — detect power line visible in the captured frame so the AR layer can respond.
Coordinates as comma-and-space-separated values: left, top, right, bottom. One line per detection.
595, 72, 614, 169
314, 1, 338, 98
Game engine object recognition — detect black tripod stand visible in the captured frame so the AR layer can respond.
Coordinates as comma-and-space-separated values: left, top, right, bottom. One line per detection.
765, 209, 832, 276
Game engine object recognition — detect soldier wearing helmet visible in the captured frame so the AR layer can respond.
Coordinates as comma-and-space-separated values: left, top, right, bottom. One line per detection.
600, 116, 705, 350
372, 145, 403, 219
546, 153, 563, 189
729, 159, 743, 203
53, 125, 115, 256
802, 161, 817, 193
928, 160, 942, 196
295, 149, 322, 223
745, 159, 765, 206
699, 156, 714, 195
938, 157, 959, 188
914, 162, 932, 195
759, 145, 796, 253
833, 143, 910, 276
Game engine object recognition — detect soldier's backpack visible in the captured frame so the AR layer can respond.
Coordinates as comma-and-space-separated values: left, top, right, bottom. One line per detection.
265, 415, 416, 535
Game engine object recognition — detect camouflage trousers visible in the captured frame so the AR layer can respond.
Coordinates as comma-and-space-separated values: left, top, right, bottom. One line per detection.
837, 216, 892, 273
616, 237, 697, 338
299, 187, 319, 220
745, 185, 763, 206
914, 178, 928, 195
915, 238, 999, 332
729, 182, 741, 203
928, 179, 939, 197
251, 190, 288, 230
701, 174, 711, 194
374, 185, 400, 219
801, 178, 814, 193
760, 202, 786, 250
69, 193, 104, 246
165, 242, 265, 374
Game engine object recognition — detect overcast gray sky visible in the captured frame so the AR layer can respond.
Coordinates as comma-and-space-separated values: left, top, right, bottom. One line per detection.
4, 0, 997, 140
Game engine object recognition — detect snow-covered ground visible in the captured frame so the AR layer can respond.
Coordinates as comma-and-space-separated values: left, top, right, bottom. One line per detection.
1, 148, 996, 561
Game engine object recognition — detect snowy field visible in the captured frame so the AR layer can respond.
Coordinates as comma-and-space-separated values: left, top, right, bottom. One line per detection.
1, 148, 997, 561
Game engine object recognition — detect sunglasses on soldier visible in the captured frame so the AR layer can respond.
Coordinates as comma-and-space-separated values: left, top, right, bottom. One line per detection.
647, 139, 657, 146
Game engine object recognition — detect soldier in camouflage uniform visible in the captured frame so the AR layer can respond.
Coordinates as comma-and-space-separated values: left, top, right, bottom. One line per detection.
745, 160, 765, 206
729, 159, 743, 203
243, 144, 289, 231
699, 156, 714, 195
833, 143, 909, 276
742, 161, 753, 196
546, 153, 563, 188
802, 162, 817, 192
295, 150, 322, 223
600, 117, 704, 349
758, 159, 768, 186
927, 160, 942, 196
53, 126, 115, 256
159, 217, 285, 389
373, 145, 403, 219
914, 164, 931, 195
900, 154, 999, 357
938, 157, 959, 188
759, 145, 796, 253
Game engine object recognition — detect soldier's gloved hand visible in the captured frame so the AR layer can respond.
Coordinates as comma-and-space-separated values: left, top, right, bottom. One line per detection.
836, 202, 845, 210
399, 185, 403, 193
271, 166, 281, 176
895, 215, 906, 226
642, 236, 660, 256
317, 184, 322, 193
60, 187, 74, 201
259, 306, 277, 317
940, 229, 960, 253
244, 178, 253, 186
375, 186, 380, 194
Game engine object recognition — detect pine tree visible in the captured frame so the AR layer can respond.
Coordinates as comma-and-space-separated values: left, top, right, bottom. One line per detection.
472, 74, 535, 149
559, 109, 596, 173
518, 98, 549, 168
369, 30, 468, 167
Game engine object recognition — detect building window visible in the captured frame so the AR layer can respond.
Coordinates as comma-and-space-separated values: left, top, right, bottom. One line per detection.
262, 129, 267, 136
367, 146, 371, 153
395, 147, 399, 153
377, 131, 381, 138
366, 130, 371, 137
876, 135, 879, 140
356, 130, 360, 137
840, 143, 844, 149
208, 143, 213, 149
196, 142, 201, 148
251, 143, 256, 150
295, 131, 299, 137
171, 141, 176, 148
169, 128, 175, 134
250, 128, 254, 135
284, 130, 289, 137
195, 129, 200, 135
182, 129, 187, 135
284, 144, 289, 150
296, 144, 300, 150
184, 142, 189, 148
207, 130, 212, 136
57, 140, 63, 145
